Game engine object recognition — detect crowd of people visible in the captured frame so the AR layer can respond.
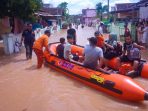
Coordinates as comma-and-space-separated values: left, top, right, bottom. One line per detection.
136, 20, 148, 48
56, 23, 146, 77
21, 22, 147, 78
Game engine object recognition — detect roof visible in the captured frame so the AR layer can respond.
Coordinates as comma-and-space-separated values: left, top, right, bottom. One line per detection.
110, 3, 137, 14
43, 4, 53, 8
110, 0, 148, 14
110, 8, 138, 14
39, 7, 64, 15
34, 12, 62, 17
116, 3, 136, 11
82, 9, 96, 13
82, 9, 96, 16
131, 0, 148, 8
82, 9, 96, 11
137, 0, 148, 5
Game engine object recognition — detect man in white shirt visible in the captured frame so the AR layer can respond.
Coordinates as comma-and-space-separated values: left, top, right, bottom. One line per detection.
64, 35, 79, 61
98, 23, 104, 35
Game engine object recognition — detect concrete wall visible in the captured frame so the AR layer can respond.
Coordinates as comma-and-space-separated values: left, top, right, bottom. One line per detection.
140, 7, 148, 19
83, 9, 97, 25
117, 12, 137, 19
86, 10, 97, 17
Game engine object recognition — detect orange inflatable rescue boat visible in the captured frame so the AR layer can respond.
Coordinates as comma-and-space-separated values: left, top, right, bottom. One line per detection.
108, 58, 148, 78
44, 43, 148, 102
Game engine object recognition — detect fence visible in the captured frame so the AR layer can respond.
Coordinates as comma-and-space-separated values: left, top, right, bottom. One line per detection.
34, 25, 61, 39
108, 22, 136, 42
1, 25, 61, 55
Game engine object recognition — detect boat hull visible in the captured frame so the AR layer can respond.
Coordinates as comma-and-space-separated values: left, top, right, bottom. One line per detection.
43, 43, 148, 101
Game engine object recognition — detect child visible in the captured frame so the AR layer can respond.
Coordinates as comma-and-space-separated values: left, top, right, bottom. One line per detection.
56, 37, 65, 58
124, 25, 130, 37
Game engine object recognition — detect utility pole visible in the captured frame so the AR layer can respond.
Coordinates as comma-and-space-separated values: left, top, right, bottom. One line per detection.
108, 0, 110, 19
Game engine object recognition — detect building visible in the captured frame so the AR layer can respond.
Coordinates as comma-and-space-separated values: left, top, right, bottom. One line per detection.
43, 4, 53, 8
35, 4, 64, 28
111, 3, 138, 20
72, 14, 83, 24
131, 0, 148, 19
82, 9, 97, 26
111, 0, 148, 21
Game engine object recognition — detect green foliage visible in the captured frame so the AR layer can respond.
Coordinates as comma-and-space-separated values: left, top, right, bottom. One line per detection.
58, 2, 68, 9
102, 5, 108, 13
96, 2, 109, 20
58, 2, 69, 21
0, 0, 42, 20
96, 2, 102, 14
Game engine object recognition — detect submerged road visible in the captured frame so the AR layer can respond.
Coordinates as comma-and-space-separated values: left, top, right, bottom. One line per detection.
0, 26, 148, 111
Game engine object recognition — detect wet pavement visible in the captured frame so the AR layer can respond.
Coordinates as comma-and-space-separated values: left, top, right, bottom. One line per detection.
0, 26, 148, 111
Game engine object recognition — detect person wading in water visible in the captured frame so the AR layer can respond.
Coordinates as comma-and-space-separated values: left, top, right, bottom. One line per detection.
33, 30, 51, 69
21, 24, 35, 60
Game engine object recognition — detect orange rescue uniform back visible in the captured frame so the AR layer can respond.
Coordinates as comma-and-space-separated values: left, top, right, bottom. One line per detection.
96, 35, 104, 48
33, 34, 49, 50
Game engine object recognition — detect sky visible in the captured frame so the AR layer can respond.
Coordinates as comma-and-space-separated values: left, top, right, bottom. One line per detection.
43, 0, 140, 15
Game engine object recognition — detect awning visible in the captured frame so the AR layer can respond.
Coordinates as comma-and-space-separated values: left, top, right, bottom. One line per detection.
34, 12, 62, 17
110, 8, 139, 14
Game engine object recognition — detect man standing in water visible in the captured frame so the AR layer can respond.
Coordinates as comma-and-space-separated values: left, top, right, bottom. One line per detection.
33, 30, 51, 69
98, 23, 104, 35
67, 23, 77, 45
124, 24, 130, 37
21, 24, 35, 60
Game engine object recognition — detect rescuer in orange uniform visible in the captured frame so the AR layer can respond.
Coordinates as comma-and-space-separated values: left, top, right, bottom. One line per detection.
33, 30, 51, 68
94, 31, 105, 51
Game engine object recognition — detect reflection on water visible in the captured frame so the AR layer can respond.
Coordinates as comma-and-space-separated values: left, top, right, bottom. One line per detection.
0, 26, 148, 111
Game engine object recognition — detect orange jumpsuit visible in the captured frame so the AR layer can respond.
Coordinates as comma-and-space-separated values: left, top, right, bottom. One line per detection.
96, 35, 105, 48
33, 34, 49, 68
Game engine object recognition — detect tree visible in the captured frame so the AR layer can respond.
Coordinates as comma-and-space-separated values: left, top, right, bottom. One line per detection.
0, 0, 42, 21
58, 2, 69, 21
96, 2, 108, 20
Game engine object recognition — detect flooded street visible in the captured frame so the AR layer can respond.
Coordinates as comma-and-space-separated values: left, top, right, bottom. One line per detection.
0, 26, 148, 111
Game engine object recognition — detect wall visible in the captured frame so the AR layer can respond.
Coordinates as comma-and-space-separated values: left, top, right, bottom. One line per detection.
86, 10, 97, 17
83, 9, 97, 25
109, 22, 136, 41
117, 11, 137, 19
140, 7, 148, 19
0, 17, 11, 35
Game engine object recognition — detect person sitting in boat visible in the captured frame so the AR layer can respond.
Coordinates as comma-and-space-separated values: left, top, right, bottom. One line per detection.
64, 35, 79, 61
94, 31, 105, 51
56, 37, 65, 58
103, 34, 122, 61
83, 37, 110, 74
116, 35, 145, 77
104, 35, 122, 69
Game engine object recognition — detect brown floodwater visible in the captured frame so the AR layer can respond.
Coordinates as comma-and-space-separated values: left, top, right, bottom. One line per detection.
0, 26, 148, 111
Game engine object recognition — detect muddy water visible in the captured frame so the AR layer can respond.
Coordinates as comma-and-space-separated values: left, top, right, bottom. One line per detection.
0, 26, 148, 111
